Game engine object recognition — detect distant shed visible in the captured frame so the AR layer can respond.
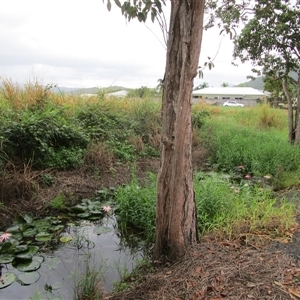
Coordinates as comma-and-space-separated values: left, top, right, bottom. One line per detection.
192, 87, 268, 106
106, 90, 128, 98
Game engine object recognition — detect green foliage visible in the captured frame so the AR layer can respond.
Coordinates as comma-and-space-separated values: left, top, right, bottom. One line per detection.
201, 115, 300, 186
113, 171, 295, 241
74, 101, 127, 140
114, 174, 156, 242
194, 172, 295, 238
49, 194, 66, 210
73, 255, 106, 300
127, 86, 157, 99
233, 0, 300, 111
74, 101, 138, 161
74, 98, 161, 161
192, 109, 211, 129
104, 0, 166, 23
1, 107, 88, 169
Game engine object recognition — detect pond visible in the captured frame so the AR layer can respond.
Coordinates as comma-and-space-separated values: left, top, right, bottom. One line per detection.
0, 197, 144, 300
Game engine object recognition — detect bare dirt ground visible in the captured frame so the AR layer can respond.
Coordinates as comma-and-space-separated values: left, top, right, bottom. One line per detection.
1, 154, 300, 299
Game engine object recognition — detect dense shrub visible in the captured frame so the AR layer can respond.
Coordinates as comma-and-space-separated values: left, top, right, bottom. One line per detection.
1, 109, 88, 169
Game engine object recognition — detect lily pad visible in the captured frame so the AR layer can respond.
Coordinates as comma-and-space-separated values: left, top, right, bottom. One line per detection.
22, 228, 38, 237
14, 214, 33, 225
51, 225, 65, 232
60, 235, 73, 243
70, 204, 88, 213
93, 226, 113, 235
0, 241, 17, 254
77, 212, 91, 219
0, 254, 15, 264
17, 271, 40, 285
6, 224, 21, 233
0, 272, 16, 289
16, 256, 43, 272
11, 232, 23, 241
15, 244, 29, 253
35, 232, 53, 242
32, 220, 51, 232
33, 256, 44, 264
15, 246, 39, 260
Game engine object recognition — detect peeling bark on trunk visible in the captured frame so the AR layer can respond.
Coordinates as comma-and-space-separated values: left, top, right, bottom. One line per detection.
282, 78, 295, 144
154, 0, 205, 262
294, 72, 300, 144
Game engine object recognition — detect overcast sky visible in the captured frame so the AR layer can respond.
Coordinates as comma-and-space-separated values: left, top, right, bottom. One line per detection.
0, 0, 254, 89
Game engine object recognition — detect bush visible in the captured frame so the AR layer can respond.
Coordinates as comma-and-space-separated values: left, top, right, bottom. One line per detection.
1, 108, 88, 169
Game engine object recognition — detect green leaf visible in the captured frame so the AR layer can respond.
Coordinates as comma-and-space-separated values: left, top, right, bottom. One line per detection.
0, 254, 15, 264
15, 246, 39, 260
16, 256, 43, 272
107, 0, 111, 11
114, 0, 121, 8
51, 225, 65, 232
0, 272, 16, 289
15, 244, 29, 253
22, 214, 33, 224
0, 241, 17, 254
35, 232, 53, 242
6, 224, 21, 233
69, 205, 88, 213
17, 271, 40, 285
89, 209, 102, 215
77, 212, 91, 219
59, 235, 73, 243
137, 12, 146, 22
22, 228, 38, 237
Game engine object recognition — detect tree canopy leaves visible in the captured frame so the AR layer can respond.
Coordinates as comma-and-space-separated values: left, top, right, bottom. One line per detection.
104, 0, 166, 22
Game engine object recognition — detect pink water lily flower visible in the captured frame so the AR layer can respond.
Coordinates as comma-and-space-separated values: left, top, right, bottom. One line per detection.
245, 174, 251, 179
0, 232, 12, 243
103, 205, 112, 213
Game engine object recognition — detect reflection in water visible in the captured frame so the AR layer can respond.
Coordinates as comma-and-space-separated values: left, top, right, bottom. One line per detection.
0, 216, 142, 300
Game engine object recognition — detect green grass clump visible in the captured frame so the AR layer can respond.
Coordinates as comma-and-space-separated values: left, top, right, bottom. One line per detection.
194, 172, 295, 239
201, 116, 300, 187
114, 174, 157, 242
113, 171, 296, 243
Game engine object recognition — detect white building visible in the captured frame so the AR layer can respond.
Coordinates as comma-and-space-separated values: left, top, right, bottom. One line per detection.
192, 87, 268, 106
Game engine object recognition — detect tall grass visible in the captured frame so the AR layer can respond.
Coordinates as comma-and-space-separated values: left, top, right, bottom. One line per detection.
200, 106, 300, 188
114, 173, 157, 242
194, 172, 295, 239
113, 171, 296, 243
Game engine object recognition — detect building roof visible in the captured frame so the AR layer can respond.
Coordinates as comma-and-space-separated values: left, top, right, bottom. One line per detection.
107, 90, 128, 97
192, 87, 267, 96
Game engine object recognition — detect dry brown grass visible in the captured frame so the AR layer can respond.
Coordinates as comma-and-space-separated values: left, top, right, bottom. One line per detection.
83, 142, 114, 172
0, 162, 40, 204
0, 78, 56, 110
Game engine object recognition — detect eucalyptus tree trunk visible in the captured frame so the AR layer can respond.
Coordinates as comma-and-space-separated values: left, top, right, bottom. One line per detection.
154, 0, 205, 261
283, 78, 296, 143
294, 72, 300, 144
